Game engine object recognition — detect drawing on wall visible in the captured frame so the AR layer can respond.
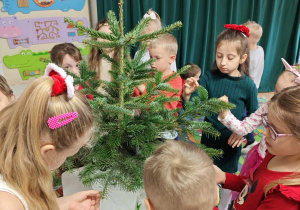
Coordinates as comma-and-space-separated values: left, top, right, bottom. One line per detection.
0, 16, 89, 48
3, 47, 90, 80
0, 17, 22, 38
1, 0, 85, 15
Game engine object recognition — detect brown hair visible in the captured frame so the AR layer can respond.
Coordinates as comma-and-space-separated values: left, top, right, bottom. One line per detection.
149, 33, 178, 55
144, 140, 217, 210
0, 75, 14, 99
212, 28, 250, 76
51, 43, 82, 66
88, 18, 120, 79
243, 21, 263, 41
181, 63, 202, 80
0, 76, 94, 209
265, 86, 300, 195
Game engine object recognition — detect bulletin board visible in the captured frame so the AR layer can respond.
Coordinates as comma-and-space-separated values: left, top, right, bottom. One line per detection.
0, 0, 91, 88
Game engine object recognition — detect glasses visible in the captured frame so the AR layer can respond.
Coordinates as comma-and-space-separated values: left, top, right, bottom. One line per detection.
261, 113, 293, 141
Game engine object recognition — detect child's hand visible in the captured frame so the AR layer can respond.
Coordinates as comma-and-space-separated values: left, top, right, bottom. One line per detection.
136, 84, 146, 94
182, 77, 199, 101
218, 95, 229, 119
213, 165, 226, 185
57, 190, 100, 210
228, 132, 245, 148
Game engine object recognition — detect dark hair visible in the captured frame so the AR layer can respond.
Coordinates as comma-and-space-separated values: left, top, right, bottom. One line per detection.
0, 75, 14, 98
212, 28, 250, 76
181, 63, 201, 80
51, 43, 82, 66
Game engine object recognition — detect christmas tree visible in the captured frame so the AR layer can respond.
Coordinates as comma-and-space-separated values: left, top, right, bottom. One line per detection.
63, 0, 235, 196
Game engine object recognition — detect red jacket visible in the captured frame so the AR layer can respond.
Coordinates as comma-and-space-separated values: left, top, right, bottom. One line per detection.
223, 153, 300, 209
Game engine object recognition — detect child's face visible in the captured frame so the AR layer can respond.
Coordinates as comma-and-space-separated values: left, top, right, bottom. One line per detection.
97, 25, 113, 55
45, 129, 92, 170
149, 47, 175, 75
0, 91, 12, 111
263, 108, 300, 156
62, 54, 80, 77
193, 72, 201, 81
275, 72, 296, 94
216, 40, 247, 77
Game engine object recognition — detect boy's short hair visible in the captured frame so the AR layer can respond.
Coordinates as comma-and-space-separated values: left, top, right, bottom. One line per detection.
181, 63, 202, 80
243, 21, 263, 41
51, 43, 82, 66
0, 75, 14, 98
149, 33, 178, 55
144, 140, 217, 210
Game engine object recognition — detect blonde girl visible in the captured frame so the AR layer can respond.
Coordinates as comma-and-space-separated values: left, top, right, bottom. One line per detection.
0, 63, 100, 210
88, 18, 120, 81
215, 85, 300, 209
0, 75, 14, 111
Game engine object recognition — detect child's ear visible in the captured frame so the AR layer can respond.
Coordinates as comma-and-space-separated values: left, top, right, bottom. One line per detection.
239, 54, 248, 64
169, 55, 176, 64
144, 198, 155, 210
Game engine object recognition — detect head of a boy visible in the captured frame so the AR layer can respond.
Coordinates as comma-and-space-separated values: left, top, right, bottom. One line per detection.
143, 140, 218, 210
181, 63, 202, 81
149, 34, 177, 76
243, 21, 263, 45
0, 75, 14, 111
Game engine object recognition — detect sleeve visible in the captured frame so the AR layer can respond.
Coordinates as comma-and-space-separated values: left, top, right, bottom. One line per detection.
253, 48, 265, 89
163, 76, 182, 109
222, 173, 248, 192
218, 102, 268, 136
246, 81, 259, 115
199, 71, 209, 90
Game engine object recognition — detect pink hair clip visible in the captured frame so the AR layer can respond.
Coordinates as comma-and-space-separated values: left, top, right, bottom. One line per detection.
47, 112, 78, 129
281, 58, 300, 84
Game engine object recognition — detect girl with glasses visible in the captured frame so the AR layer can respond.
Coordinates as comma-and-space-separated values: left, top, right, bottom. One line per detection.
215, 85, 300, 209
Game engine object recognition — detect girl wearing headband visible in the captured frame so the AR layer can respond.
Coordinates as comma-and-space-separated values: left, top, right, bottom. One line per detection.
182, 24, 258, 209
0, 63, 99, 210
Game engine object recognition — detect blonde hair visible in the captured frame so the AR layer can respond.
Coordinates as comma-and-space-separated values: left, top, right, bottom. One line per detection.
265, 86, 300, 195
144, 140, 217, 210
0, 75, 14, 99
51, 43, 82, 66
142, 9, 162, 35
0, 76, 94, 210
88, 18, 120, 79
243, 21, 263, 41
149, 33, 178, 55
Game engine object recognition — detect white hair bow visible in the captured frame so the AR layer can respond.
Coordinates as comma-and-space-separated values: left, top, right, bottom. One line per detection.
143, 12, 156, 20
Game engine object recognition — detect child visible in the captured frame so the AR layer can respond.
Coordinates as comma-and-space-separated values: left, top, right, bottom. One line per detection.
88, 18, 120, 80
51, 42, 82, 77
183, 24, 258, 174
241, 21, 264, 150
0, 75, 14, 111
134, 9, 177, 72
215, 85, 300, 209
134, 33, 182, 110
243, 21, 264, 89
144, 140, 219, 210
0, 63, 100, 210
218, 58, 300, 183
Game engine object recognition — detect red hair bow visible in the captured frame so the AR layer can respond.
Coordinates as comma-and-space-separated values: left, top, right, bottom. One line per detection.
224, 24, 250, 37
44, 63, 75, 98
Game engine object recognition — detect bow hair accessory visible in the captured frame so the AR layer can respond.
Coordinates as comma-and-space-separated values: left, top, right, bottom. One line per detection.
281, 58, 300, 84
44, 63, 75, 98
143, 11, 157, 20
224, 24, 250, 37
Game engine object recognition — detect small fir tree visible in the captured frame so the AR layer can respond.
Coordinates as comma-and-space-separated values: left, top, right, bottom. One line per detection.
63, 0, 235, 196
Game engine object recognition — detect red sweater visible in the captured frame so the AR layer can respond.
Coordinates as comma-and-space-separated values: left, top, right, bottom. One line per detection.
133, 73, 182, 110
223, 153, 300, 209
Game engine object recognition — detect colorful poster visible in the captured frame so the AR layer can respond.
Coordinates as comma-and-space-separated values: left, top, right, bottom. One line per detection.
0, 16, 89, 48
1, 0, 86, 15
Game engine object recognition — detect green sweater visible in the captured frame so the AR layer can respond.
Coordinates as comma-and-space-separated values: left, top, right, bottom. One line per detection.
191, 70, 258, 172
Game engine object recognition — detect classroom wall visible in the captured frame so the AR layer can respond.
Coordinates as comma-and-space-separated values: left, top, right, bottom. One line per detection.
0, 0, 91, 97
